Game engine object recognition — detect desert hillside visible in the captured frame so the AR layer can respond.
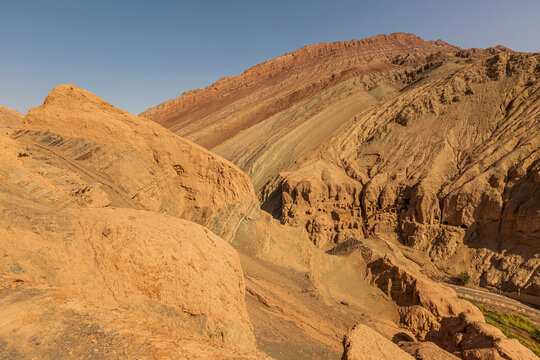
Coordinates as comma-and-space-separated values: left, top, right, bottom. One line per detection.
1, 85, 265, 358
0, 105, 23, 128
1, 83, 537, 359
141, 32, 510, 191
143, 34, 539, 305
276, 52, 540, 298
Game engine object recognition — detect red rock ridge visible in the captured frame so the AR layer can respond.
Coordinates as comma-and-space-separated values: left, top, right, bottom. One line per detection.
140, 33, 460, 146
141, 33, 512, 152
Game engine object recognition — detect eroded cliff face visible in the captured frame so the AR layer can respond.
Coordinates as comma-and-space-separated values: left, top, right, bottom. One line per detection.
140, 35, 539, 302
277, 52, 540, 298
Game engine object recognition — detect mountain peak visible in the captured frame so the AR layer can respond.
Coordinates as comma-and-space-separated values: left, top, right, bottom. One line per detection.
139, 33, 473, 149
41, 84, 116, 110
0, 105, 24, 127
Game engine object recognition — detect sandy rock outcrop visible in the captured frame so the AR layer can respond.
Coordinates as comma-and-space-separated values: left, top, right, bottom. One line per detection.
0, 127, 261, 356
278, 160, 365, 249
354, 238, 537, 359
0, 278, 271, 360
342, 324, 415, 360
276, 52, 540, 299
398, 341, 461, 360
433, 313, 538, 360
21, 85, 257, 227
0, 206, 257, 352
0, 104, 23, 128
355, 239, 481, 332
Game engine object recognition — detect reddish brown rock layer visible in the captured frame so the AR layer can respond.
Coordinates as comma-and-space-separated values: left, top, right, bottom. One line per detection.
142, 33, 511, 195
141, 33, 466, 149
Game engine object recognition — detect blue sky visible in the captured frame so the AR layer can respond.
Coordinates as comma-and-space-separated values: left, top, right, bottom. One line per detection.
1, 0, 539, 114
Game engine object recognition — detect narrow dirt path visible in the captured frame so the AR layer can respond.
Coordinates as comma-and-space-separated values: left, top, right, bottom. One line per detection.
450, 285, 540, 322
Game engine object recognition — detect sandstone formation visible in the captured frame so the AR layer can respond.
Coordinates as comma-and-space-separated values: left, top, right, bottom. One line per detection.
0, 89, 268, 358
342, 323, 415, 360
0, 104, 23, 128
22, 85, 257, 226
353, 238, 537, 359
277, 52, 540, 300
141, 33, 538, 304
433, 312, 538, 360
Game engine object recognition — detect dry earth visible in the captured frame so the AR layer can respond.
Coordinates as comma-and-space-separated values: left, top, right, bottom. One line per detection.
0, 34, 538, 359
0, 104, 23, 130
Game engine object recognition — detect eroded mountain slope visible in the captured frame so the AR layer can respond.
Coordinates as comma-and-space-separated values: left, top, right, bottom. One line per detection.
1, 85, 536, 359
143, 32, 537, 304
0, 105, 23, 128
142, 33, 510, 191
275, 52, 540, 300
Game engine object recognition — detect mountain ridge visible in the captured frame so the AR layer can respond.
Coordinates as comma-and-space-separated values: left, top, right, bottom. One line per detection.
139, 33, 482, 149
139, 34, 539, 307
0, 105, 24, 128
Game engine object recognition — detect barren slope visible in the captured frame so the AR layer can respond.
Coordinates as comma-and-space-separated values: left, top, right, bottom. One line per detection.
0, 105, 23, 127
275, 52, 540, 301
142, 33, 537, 303
0, 135, 265, 358
143, 33, 508, 191
1, 84, 536, 359
23, 84, 258, 225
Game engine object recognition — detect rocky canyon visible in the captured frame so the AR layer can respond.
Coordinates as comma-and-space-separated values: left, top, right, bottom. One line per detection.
0, 33, 538, 359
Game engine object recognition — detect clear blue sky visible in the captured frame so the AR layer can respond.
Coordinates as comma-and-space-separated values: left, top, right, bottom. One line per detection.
1, 0, 539, 115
